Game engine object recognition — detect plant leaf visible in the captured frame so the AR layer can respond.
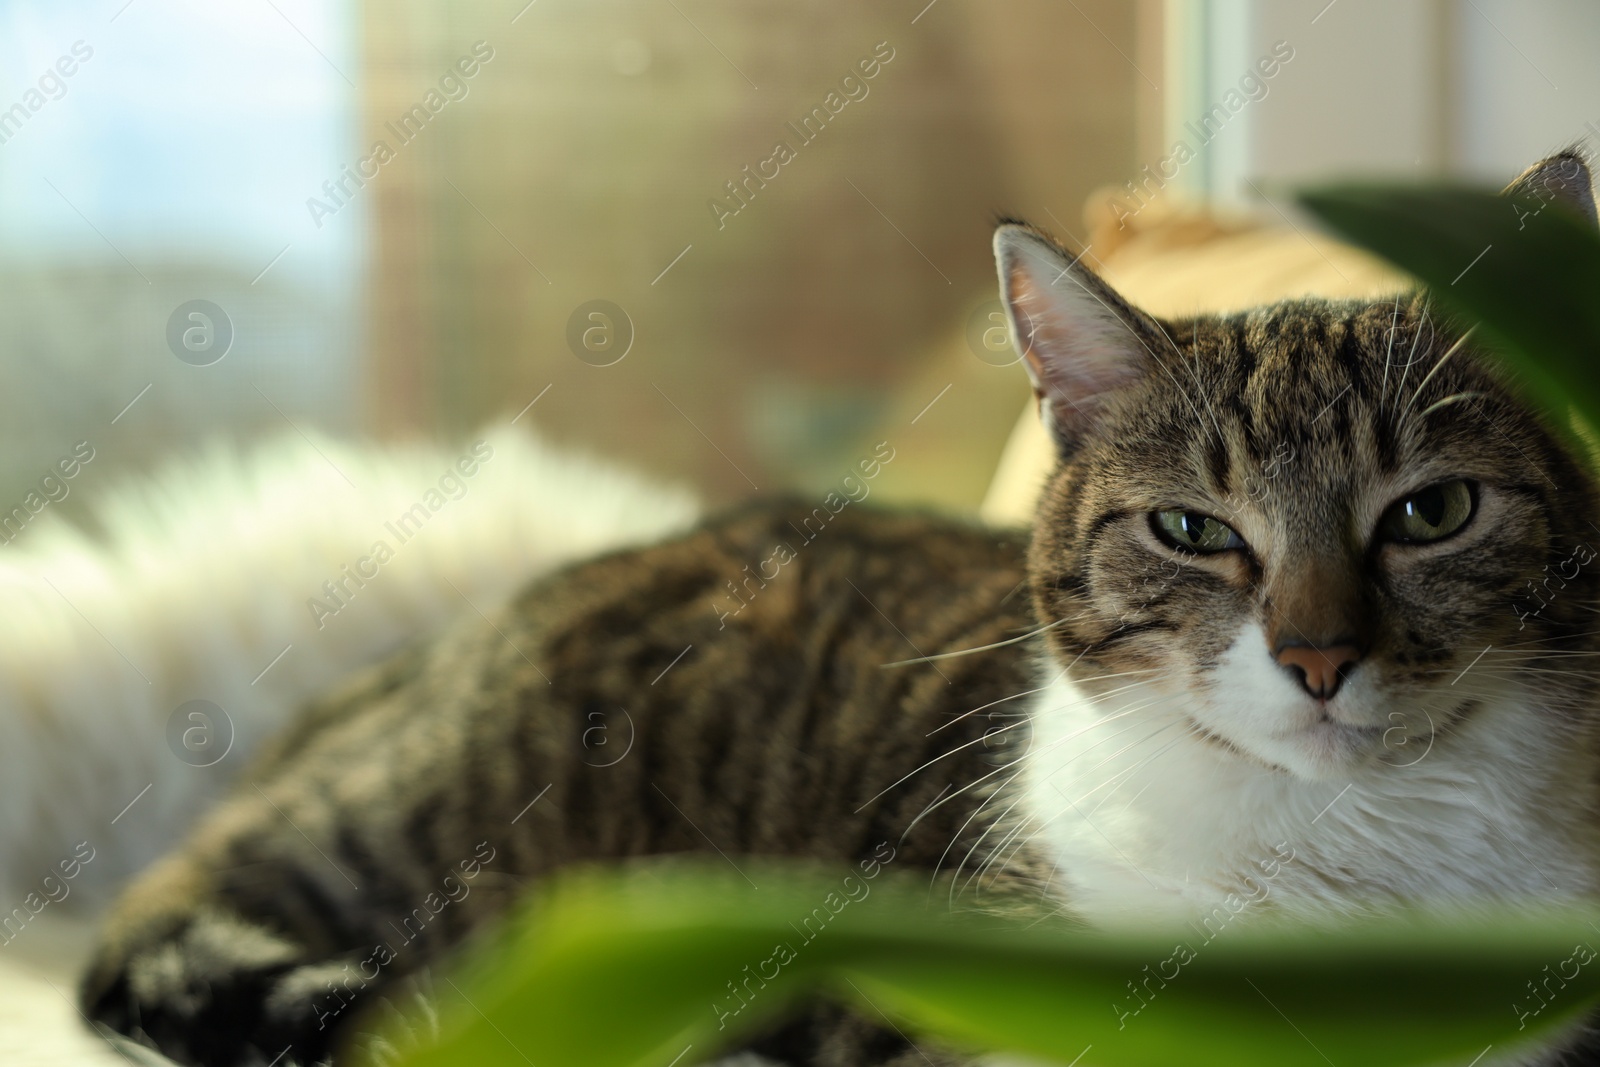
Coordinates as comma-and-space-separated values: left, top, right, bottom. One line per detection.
362, 861, 1600, 1067
1295, 182, 1600, 438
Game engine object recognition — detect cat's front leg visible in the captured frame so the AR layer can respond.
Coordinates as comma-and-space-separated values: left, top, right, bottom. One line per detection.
81, 849, 347, 1066
78, 819, 456, 1067
80, 784, 504, 1067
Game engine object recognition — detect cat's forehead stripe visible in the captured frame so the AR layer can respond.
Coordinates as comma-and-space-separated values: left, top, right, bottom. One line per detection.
1177, 298, 1461, 466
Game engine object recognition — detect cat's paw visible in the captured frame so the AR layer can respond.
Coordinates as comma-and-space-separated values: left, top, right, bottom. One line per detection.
82, 907, 349, 1067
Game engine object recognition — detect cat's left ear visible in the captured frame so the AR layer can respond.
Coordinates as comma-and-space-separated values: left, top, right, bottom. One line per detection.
993, 222, 1163, 452
1504, 149, 1597, 227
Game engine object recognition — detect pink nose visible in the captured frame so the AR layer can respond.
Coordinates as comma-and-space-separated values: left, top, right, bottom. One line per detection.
1275, 643, 1361, 700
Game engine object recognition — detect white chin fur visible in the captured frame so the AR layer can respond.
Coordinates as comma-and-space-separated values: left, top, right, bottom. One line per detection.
1190, 623, 1390, 781
1022, 624, 1600, 930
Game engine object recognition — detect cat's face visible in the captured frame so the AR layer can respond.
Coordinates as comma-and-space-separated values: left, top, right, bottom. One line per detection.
997, 167, 1600, 783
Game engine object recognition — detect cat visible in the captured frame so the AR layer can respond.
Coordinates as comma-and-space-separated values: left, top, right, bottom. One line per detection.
80, 151, 1600, 1067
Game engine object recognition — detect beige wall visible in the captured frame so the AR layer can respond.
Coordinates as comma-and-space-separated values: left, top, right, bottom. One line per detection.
358, 0, 1142, 509
1168, 0, 1600, 199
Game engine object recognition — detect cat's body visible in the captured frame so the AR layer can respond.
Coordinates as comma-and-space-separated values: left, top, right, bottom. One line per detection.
84, 152, 1600, 1067
84, 502, 1043, 1067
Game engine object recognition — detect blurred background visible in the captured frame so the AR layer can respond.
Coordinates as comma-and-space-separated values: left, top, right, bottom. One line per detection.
2, 0, 1598, 517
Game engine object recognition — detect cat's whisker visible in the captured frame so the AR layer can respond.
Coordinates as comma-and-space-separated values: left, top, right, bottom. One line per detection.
929, 693, 1189, 892
929, 769, 1022, 896
853, 715, 1033, 813
967, 804, 1046, 899
948, 701, 1186, 902
950, 790, 1033, 904
1416, 391, 1487, 419
906, 742, 1043, 855
880, 616, 1069, 668
1392, 302, 1432, 430
987, 811, 1077, 900
1024, 689, 1184, 758
1067, 664, 1165, 682
1489, 641, 1600, 660
1052, 270, 1226, 458
1379, 292, 1404, 414
1112, 746, 1188, 812
1045, 702, 1192, 798
1439, 688, 1597, 715
926, 682, 1055, 737
1050, 699, 1185, 771
1060, 684, 1194, 741
1442, 670, 1600, 684
1403, 323, 1478, 421
1416, 679, 1592, 708
1150, 316, 1229, 453
908, 681, 1184, 838
1086, 724, 1199, 816
1037, 672, 1170, 717
1421, 653, 1598, 670
1086, 708, 1208, 805
1073, 667, 1168, 692
1423, 663, 1600, 680
921, 691, 1167, 850
1070, 680, 1171, 714
997, 691, 1193, 797
1009, 718, 1193, 868
1486, 643, 1600, 654
1494, 633, 1600, 652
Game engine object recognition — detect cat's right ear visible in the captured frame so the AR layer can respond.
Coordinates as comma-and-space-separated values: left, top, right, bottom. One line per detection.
1503, 149, 1597, 227
994, 223, 1159, 452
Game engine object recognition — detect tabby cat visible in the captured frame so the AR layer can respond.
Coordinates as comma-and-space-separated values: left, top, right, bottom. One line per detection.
84, 152, 1600, 1067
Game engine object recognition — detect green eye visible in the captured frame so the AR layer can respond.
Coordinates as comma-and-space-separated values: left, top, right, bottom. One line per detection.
1152, 510, 1244, 553
1380, 479, 1476, 543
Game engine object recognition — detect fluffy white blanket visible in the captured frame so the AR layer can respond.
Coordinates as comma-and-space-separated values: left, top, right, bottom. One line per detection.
0, 426, 697, 1065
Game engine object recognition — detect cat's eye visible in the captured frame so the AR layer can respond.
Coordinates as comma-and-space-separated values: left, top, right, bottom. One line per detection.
1151, 509, 1244, 554
1379, 479, 1477, 544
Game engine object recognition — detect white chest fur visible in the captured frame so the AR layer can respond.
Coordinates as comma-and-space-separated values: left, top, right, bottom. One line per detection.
1022, 666, 1600, 929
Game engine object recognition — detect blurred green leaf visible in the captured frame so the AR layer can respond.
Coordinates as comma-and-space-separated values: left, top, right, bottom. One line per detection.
367, 861, 1600, 1067
1296, 182, 1600, 436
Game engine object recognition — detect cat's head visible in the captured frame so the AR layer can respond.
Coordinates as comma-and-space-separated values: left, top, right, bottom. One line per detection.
999, 151, 1600, 782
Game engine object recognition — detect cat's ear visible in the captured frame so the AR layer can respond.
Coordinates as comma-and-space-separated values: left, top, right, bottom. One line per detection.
1503, 149, 1597, 227
993, 222, 1160, 451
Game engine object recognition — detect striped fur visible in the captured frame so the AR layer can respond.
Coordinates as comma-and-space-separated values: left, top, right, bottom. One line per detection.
83, 153, 1600, 1067
84, 505, 1039, 1066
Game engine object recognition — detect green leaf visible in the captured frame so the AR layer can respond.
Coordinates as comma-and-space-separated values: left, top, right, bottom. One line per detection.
1295, 182, 1600, 440
363, 861, 1600, 1067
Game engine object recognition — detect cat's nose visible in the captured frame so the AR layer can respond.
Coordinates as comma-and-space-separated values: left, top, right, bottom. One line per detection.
1274, 642, 1361, 700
